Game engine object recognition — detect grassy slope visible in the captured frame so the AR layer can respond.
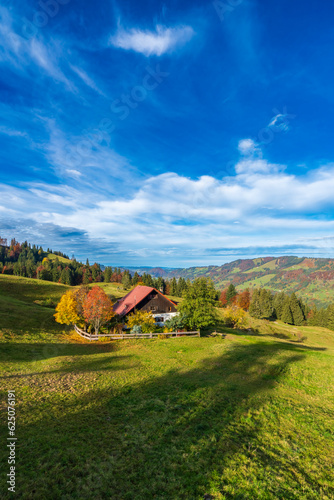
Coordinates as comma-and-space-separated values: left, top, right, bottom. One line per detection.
0, 276, 334, 499
47, 253, 72, 264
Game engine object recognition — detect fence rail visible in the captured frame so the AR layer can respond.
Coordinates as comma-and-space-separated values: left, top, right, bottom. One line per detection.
74, 325, 200, 341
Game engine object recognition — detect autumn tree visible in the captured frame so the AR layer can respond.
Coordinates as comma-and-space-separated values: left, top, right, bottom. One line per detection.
73, 286, 90, 329
83, 286, 114, 334
54, 290, 81, 326
219, 289, 228, 307
221, 305, 247, 328
236, 289, 250, 311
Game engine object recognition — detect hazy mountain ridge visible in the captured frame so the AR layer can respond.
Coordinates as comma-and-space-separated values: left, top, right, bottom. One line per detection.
127, 256, 334, 307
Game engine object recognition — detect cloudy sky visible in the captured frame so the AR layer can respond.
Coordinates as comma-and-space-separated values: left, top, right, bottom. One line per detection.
1, 0, 334, 266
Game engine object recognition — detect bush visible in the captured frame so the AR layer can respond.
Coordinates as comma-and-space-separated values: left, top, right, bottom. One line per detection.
127, 310, 155, 333
221, 306, 247, 329
131, 324, 142, 335
164, 314, 187, 331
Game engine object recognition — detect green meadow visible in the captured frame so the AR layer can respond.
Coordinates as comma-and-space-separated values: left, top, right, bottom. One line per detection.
0, 275, 334, 499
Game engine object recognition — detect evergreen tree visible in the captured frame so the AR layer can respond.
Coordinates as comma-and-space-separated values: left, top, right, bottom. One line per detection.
132, 271, 140, 286
170, 277, 178, 296
326, 303, 334, 331
104, 267, 112, 283
226, 283, 237, 304
289, 293, 305, 326
273, 292, 285, 320
122, 270, 132, 289
259, 289, 274, 318
281, 298, 294, 324
249, 289, 262, 319
179, 277, 217, 330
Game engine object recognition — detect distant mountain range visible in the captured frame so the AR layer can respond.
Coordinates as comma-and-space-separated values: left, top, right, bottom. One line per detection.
127, 256, 334, 307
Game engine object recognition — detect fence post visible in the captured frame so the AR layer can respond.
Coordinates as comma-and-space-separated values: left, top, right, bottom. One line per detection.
150, 332, 153, 338
198, 330, 200, 337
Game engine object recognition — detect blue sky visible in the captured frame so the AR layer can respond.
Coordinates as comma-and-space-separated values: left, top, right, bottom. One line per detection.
1, 0, 334, 267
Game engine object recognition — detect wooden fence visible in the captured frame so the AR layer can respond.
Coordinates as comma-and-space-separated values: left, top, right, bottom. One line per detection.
74, 325, 200, 341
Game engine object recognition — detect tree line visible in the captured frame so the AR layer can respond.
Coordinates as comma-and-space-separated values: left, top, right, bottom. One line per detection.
220, 283, 334, 330
0, 238, 192, 294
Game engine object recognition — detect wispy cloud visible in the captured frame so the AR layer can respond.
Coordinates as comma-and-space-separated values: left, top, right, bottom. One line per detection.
110, 24, 195, 56
0, 7, 75, 91
69, 64, 106, 96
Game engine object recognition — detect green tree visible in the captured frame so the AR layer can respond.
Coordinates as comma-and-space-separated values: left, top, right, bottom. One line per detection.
226, 283, 237, 304
179, 277, 217, 330
170, 277, 178, 296
249, 289, 262, 319
326, 303, 334, 330
132, 272, 140, 286
122, 270, 132, 289
259, 289, 274, 319
289, 293, 305, 326
104, 267, 112, 283
273, 292, 285, 320
281, 298, 294, 324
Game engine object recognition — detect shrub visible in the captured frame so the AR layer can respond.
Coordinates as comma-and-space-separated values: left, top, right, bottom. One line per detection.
131, 324, 142, 335
221, 306, 247, 328
127, 310, 155, 333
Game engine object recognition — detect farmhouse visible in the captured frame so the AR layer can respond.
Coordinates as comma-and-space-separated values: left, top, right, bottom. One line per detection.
113, 285, 178, 326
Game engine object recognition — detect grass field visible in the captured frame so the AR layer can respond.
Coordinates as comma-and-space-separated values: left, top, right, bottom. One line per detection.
1, 276, 334, 499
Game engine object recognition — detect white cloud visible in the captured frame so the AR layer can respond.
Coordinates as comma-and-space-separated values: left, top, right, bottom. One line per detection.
110, 24, 195, 56
4, 137, 334, 264
238, 138, 257, 156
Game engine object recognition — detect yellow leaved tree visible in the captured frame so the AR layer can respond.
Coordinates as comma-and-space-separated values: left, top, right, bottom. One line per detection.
54, 290, 81, 326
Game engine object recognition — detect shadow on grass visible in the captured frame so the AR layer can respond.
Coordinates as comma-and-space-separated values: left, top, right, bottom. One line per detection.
0, 341, 120, 363
205, 321, 328, 350
11, 340, 333, 500
1, 353, 135, 379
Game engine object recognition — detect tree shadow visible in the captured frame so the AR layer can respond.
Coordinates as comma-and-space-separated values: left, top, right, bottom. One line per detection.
0, 341, 120, 363
13, 340, 333, 499
0, 354, 136, 379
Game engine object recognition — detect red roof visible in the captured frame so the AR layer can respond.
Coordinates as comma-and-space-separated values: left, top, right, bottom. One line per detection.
113, 285, 176, 317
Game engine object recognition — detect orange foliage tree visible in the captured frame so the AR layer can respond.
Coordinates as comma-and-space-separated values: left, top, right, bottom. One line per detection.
236, 289, 251, 311
83, 286, 114, 334
219, 290, 228, 307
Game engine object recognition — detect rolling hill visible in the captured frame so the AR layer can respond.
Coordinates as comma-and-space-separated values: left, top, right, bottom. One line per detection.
131, 256, 334, 307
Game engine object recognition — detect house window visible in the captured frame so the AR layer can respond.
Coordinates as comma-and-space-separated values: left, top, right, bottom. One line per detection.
150, 306, 157, 311
150, 294, 158, 299
155, 317, 164, 323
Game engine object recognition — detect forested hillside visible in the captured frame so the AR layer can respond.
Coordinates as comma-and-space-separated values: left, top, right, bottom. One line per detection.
136, 256, 334, 307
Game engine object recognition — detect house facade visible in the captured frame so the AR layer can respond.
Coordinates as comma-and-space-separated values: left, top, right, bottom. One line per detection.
113, 285, 178, 326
